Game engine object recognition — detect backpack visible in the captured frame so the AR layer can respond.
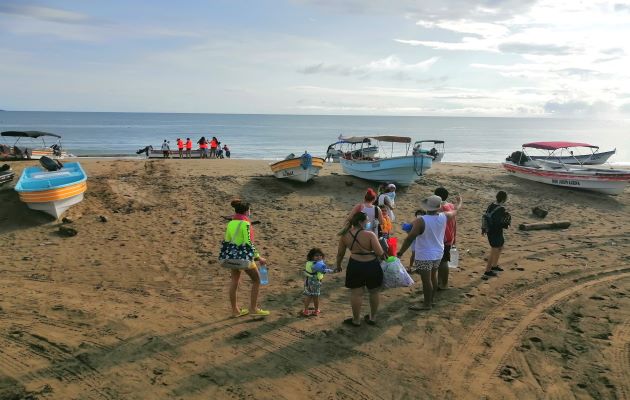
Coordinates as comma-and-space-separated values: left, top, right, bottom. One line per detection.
481, 205, 503, 233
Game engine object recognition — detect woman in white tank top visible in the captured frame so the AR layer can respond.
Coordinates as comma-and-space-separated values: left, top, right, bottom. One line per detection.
397, 194, 462, 311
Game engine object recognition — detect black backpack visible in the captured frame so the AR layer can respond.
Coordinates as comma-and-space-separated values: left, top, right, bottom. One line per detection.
481, 205, 503, 233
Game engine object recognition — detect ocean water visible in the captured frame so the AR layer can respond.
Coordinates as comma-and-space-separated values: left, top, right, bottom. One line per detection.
0, 111, 628, 164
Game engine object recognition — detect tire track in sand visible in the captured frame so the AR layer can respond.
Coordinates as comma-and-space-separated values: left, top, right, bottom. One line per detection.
445, 267, 630, 397
610, 320, 630, 400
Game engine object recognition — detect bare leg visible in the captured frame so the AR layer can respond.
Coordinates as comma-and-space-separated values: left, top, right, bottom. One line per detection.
313, 296, 320, 312
438, 259, 449, 289
368, 288, 379, 320
430, 268, 438, 305
244, 268, 261, 312
492, 247, 503, 268
303, 296, 312, 311
229, 270, 242, 314
350, 288, 363, 324
419, 270, 432, 309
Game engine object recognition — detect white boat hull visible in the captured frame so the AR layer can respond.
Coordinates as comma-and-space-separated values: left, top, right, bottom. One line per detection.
503, 162, 630, 195
530, 149, 616, 165
269, 157, 325, 183
341, 155, 432, 186
25, 193, 85, 219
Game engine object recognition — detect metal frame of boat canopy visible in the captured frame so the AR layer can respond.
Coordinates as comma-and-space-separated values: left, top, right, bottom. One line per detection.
1, 131, 63, 148
520, 141, 607, 165
338, 135, 412, 157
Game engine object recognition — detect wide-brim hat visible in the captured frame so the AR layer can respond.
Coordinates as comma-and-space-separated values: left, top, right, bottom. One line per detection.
420, 194, 442, 211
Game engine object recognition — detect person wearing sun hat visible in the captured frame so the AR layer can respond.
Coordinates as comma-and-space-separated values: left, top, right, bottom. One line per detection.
397, 193, 462, 311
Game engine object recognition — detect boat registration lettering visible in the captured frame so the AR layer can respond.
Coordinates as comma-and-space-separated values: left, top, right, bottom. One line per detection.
552, 179, 580, 186
371, 163, 380, 168
282, 170, 294, 177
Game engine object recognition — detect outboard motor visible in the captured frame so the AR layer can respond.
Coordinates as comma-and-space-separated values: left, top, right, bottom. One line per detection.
508, 151, 530, 165
40, 156, 63, 171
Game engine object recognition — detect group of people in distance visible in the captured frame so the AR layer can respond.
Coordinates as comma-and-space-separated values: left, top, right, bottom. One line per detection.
219, 186, 511, 326
158, 136, 231, 159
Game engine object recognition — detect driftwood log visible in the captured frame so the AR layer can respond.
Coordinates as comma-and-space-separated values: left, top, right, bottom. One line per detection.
519, 221, 571, 231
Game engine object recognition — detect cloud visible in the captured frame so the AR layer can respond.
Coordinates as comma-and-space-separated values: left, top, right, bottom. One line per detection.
543, 100, 613, 115
0, 3, 94, 24
498, 42, 577, 55
298, 55, 438, 77
614, 3, 630, 12
291, 0, 537, 21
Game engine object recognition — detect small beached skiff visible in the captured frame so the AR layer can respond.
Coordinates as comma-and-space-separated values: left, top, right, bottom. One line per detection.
15, 162, 88, 218
503, 142, 630, 195
269, 154, 325, 182
0, 170, 15, 186
1, 131, 69, 161
339, 135, 433, 186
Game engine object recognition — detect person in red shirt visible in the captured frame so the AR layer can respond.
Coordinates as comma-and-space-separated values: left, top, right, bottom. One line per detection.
210, 136, 219, 158
185, 138, 192, 158
176, 138, 184, 159
197, 136, 208, 158
435, 187, 457, 290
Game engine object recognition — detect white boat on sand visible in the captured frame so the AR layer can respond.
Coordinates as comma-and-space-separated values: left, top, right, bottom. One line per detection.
339, 135, 433, 186
413, 140, 445, 162
1, 131, 69, 161
270, 152, 324, 182
503, 142, 630, 195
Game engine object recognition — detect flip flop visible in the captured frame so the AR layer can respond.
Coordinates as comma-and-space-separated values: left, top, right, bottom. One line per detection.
343, 318, 361, 327
363, 315, 377, 326
252, 308, 270, 316
232, 308, 249, 318
408, 305, 432, 311
302, 309, 313, 317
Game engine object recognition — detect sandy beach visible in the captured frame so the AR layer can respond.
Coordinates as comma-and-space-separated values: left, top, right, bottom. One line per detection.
1, 158, 629, 400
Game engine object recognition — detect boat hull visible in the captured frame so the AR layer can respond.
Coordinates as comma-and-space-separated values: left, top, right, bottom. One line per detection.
149, 149, 206, 158
341, 155, 432, 186
270, 157, 325, 182
503, 162, 630, 195
0, 170, 15, 186
0, 147, 68, 161
530, 149, 616, 165
15, 163, 88, 218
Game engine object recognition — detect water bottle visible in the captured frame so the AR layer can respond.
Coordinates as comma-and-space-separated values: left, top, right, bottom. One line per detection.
448, 247, 459, 269
258, 263, 269, 285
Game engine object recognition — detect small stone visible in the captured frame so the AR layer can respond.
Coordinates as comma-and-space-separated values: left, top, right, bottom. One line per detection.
62, 217, 73, 224
532, 206, 548, 218
172, 220, 181, 225
58, 225, 78, 237
234, 331, 250, 340
99, 215, 108, 222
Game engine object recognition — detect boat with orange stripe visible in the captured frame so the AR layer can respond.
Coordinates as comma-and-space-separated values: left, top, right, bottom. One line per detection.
15, 157, 87, 218
269, 152, 324, 182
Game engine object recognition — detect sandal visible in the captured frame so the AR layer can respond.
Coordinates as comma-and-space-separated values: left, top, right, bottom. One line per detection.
232, 308, 249, 318
363, 315, 376, 326
408, 305, 432, 311
313, 309, 321, 316
343, 318, 361, 327
302, 309, 313, 317
252, 308, 270, 316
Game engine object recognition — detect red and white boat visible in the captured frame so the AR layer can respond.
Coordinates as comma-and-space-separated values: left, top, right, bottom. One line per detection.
503, 142, 630, 195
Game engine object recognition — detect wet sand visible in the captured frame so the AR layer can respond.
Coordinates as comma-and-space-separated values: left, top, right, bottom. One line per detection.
1, 159, 629, 399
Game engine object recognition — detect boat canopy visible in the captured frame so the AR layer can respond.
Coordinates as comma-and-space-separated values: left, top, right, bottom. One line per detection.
523, 141, 598, 150
340, 135, 411, 144
1, 131, 62, 139
415, 140, 445, 144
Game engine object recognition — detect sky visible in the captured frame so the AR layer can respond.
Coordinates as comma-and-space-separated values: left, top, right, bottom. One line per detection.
1, 0, 630, 117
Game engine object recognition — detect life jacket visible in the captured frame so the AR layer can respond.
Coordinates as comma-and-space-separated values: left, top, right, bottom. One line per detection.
199, 141, 208, 149
304, 261, 324, 281
381, 214, 393, 234
185, 140, 192, 149
210, 139, 218, 149
177, 140, 184, 149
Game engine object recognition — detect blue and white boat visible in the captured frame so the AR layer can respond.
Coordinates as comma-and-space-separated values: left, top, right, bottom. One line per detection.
15, 159, 88, 218
339, 135, 433, 186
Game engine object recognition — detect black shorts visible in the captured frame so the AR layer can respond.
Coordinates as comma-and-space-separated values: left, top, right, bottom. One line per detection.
345, 257, 383, 290
487, 231, 505, 248
440, 244, 451, 263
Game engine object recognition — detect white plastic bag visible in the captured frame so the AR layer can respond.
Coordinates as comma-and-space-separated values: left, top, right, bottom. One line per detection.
381, 257, 414, 289
448, 246, 459, 269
